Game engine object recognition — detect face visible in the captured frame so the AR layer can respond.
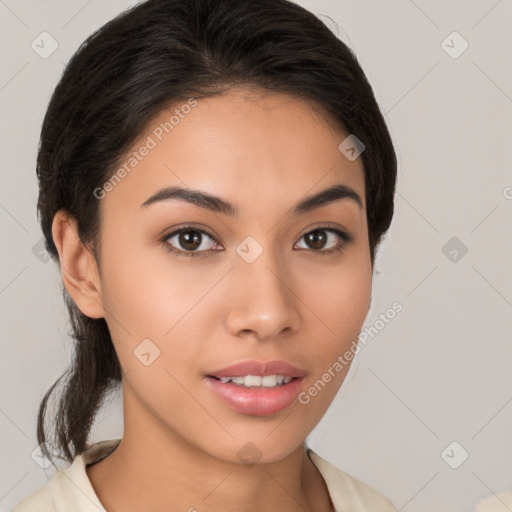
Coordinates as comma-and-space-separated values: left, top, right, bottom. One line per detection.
78, 87, 372, 464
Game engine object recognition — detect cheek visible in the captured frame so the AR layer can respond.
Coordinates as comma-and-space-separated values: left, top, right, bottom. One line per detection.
99, 233, 185, 331
310, 268, 371, 328
300, 245, 372, 336
299, 250, 372, 395
98, 240, 212, 374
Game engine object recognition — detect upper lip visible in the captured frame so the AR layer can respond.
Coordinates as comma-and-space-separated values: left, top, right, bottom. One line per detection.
208, 360, 307, 378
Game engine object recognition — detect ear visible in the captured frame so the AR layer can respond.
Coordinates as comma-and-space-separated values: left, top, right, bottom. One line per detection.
51, 209, 105, 319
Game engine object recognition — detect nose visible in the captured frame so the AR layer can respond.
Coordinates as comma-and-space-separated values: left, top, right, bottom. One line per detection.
225, 244, 301, 342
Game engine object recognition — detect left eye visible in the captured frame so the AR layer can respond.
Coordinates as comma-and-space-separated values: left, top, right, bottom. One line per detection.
162, 227, 218, 257
294, 228, 348, 252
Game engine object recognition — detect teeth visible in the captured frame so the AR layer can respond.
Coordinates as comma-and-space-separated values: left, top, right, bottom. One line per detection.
245, 375, 262, 386
261, 375, 276, 386
216, 375, 294, 387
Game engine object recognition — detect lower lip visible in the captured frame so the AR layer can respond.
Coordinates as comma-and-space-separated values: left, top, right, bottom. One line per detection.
205, 376, 305, 416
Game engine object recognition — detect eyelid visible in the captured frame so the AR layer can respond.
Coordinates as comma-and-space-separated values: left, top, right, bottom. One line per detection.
298, 222, 351, 240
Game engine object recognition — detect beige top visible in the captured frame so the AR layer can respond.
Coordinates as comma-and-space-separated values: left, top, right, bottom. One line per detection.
474, 490, 512, 512
13, 438, 397, 512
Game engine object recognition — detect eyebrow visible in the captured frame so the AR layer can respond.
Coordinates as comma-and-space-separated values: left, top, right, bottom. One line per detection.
139, 183, 363, 215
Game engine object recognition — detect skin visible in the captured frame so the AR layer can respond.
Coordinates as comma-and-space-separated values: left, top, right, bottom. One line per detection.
52, 87, 372, 512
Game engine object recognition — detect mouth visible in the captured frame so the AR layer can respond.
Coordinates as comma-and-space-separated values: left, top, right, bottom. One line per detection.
205, 360, 307, 416
208, 374, 296, 387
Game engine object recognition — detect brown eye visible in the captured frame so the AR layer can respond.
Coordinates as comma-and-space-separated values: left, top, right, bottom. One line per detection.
304, 230, 328, 250
176, 230, 202, 251
295, 227, 352, 255
162, 227, 219, 257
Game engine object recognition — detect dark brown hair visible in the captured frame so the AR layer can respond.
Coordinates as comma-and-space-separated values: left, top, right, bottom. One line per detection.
36, 0, 397, 463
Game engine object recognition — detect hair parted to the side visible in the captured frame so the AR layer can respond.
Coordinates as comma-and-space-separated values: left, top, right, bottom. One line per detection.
36, 0, 397, 463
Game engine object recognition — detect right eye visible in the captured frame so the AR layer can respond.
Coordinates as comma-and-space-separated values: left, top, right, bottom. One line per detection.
160, 226, 222, 258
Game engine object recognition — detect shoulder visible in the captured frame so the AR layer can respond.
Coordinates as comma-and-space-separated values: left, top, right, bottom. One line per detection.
12, 484, 55, 512
475, 490, 512, 511
11, 462, 84, 512
12, 439, 121, 512
307, 448, 398, 512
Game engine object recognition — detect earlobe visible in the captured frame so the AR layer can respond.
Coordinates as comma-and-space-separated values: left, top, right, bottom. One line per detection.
51, 210, 105, 319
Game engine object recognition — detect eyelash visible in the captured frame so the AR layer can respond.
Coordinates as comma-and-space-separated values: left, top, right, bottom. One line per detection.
159, 224, 353, 259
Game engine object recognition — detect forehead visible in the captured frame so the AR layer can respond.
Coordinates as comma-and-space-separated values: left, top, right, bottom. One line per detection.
99, 87, 366, 218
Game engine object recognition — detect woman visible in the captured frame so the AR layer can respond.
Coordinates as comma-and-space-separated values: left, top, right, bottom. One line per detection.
14, 0, 398, 510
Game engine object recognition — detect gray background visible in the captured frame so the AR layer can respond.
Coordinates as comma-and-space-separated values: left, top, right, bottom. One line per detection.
1, 1, 511, 511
